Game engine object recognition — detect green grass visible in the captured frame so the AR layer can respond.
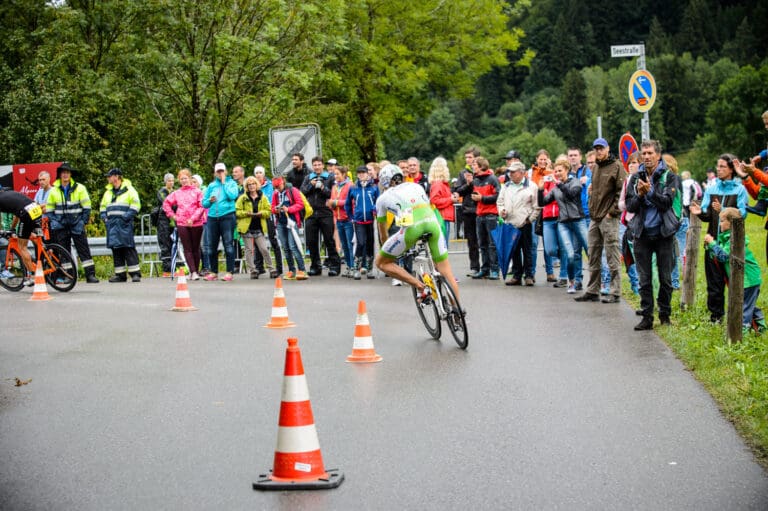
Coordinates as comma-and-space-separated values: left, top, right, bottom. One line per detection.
623, 214, 768, 468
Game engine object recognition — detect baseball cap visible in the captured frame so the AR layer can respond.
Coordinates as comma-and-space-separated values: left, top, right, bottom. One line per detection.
505, 150, 521, 160
326, 158, 338, 165
105, 168, 122, 177
214, 162, 226, 172
592, 137, 608, 148
272, 177, 284, 187
355, 165, 369, 173
253, 165, 265, 175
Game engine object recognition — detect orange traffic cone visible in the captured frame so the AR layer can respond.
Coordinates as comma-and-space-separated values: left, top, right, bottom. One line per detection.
28, 260, 52, 302
346, 300, 382, 363
254, 337, 344, 491
264, 277, 295, 328
170, 269, 197, 311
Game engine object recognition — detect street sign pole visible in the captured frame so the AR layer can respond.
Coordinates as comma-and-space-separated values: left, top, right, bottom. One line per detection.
612, 42, 651, 141
637, 44, 650, 141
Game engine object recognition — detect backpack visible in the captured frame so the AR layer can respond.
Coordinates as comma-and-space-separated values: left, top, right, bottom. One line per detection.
284, 184, 313, 220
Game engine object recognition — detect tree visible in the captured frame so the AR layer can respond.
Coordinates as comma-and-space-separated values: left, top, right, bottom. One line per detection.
332, 0, 523, 161
561, 69, 588, 146
129, 0, 345, 169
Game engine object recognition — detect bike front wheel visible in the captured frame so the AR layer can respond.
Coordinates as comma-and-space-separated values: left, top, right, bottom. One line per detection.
412, 277, 441, 340
438, 276, 468, 349
40, 243, 77, 292
0, 248, 26, 292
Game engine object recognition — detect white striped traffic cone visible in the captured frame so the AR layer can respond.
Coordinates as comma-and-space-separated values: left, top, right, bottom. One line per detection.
28, 259, 52, 302
346, 300, 382, 363
264, 277, 295, 328
253, 337, 343, 490
170, 269, 197, 311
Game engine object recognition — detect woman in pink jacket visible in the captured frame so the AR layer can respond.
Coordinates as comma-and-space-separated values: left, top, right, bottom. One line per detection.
163, 168, 207, 280
428, 157, 456, 242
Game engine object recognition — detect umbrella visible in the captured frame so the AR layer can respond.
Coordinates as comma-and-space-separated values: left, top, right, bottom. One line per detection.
285, 212, 305, 256
490, 222, 521, 279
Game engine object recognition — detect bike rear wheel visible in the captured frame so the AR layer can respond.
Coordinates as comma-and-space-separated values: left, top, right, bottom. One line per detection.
40, 243, 77, 292
0, 248, 26, 292
412, 276, 441, 339
438, 276, 468, 349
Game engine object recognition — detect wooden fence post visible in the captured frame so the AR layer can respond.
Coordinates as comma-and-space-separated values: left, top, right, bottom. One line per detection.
727, 216, 745, 343
681, 215, 701, 310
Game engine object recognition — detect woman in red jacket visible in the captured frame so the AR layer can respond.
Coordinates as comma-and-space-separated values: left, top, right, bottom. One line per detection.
428, 157, 456, 243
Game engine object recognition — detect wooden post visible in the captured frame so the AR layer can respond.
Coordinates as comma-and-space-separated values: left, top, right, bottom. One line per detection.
681, 215, 701, 310
727, 216, 745, 343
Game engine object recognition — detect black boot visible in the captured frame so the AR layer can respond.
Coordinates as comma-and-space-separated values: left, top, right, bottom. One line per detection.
85, 269, 99, 283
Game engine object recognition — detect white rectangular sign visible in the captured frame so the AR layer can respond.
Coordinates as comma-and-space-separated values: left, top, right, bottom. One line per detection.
611, 45, 643, 58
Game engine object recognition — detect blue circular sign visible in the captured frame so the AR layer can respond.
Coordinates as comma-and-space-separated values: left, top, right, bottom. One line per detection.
628, 70, 656, 113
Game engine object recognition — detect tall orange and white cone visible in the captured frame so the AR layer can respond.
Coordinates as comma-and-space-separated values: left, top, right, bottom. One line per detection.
346, 300, 382, 363
28, 259, 52, 302
170, 269, 197, 311
253, 337, 343, 491
264, 277, 295, 328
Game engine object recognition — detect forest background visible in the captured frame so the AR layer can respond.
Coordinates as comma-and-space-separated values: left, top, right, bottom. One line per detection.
1, 0, 768, 201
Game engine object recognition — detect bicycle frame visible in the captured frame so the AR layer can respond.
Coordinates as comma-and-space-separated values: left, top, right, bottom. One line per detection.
412, 241, 449, 319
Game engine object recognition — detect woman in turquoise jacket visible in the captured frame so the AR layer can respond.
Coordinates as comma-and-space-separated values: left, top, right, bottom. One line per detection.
201, 163, 240, 281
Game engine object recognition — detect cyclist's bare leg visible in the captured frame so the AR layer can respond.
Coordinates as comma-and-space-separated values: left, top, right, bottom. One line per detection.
375, 253, 424, 291
17, 237, 36, 273
435, 259, 459, 300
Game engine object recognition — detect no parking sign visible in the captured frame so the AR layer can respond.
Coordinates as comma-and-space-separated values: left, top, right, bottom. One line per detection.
618, 133, 638, 171
628, 70, 656, 113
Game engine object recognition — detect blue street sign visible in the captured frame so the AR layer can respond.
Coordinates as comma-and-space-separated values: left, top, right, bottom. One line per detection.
628, 70, 656, 113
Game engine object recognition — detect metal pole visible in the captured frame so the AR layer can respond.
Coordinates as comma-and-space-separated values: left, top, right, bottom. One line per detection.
638, 43, 650, 141
597, 116, 602, 138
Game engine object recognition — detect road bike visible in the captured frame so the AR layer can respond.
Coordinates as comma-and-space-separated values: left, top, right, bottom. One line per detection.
0, 230, 77, 292
408, 232, 468, 349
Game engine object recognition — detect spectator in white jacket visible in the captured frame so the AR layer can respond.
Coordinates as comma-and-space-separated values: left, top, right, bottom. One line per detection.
496, 162, 539, 286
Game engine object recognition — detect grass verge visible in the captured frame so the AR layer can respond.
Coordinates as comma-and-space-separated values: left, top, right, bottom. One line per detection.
624, 214, 768, 469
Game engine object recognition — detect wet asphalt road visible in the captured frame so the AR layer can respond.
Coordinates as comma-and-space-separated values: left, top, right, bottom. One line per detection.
1, 253, 767, 510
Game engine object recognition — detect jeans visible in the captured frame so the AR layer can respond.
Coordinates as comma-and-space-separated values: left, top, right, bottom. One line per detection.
543, 219, 567, 280
336, 220, 354, 268
557, 219, 589, 282
530, 219, 553, 276
476, 214, 499, 273
743, 285, 765, 327
203, 213, 236, 274
276, 221, 306, 272
671, 216, 689, 289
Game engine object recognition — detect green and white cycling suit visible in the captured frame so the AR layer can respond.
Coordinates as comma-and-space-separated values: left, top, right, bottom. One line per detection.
376, 182, 448, 262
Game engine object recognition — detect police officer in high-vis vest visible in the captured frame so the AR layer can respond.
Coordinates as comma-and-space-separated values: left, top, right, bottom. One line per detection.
46, 162, 99, 283
100, 168, 142, 282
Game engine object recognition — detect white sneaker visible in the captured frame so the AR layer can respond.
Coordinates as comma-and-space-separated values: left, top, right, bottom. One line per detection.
391, 278, 402, 286
567, 283, 576, 294
191, 272, 200, 281
0, 269, 14, 279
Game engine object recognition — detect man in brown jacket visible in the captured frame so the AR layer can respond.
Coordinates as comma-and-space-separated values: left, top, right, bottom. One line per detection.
575, 137, 626, 303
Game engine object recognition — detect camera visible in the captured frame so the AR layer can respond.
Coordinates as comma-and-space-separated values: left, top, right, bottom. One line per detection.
314, 179, 323, 189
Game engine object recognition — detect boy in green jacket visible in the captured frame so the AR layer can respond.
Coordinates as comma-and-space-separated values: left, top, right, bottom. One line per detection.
704, 207, 766, 335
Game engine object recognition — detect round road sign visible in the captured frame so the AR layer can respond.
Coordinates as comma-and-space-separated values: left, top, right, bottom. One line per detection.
628, 70, 656, 113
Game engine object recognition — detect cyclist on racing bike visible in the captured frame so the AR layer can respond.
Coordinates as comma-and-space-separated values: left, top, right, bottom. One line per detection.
374, 164, 460, 301
0, 187, 43, 282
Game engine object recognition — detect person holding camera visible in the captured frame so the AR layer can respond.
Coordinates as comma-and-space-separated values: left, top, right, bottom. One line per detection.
624, 140, 680, 330
301, 156, 340, 276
